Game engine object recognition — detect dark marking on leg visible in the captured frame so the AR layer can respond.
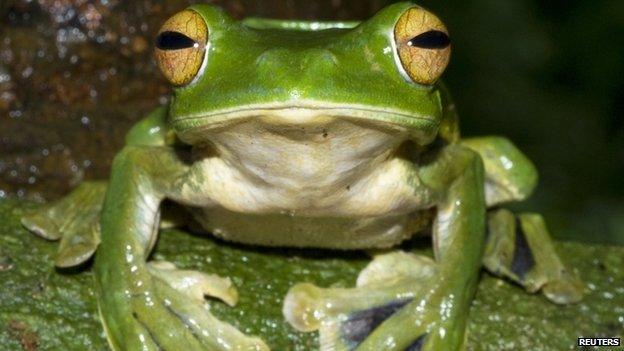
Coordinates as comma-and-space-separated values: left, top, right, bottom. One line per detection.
405, 334, 427, 351
510, 218, 535, 278
132, 311, 164, 350
342, 299, 412, 350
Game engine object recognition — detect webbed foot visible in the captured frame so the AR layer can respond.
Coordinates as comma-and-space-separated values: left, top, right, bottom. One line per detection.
99, 260, 269, 351
484, 209, 583, 304
284, 251, 450, 351
21, 181, 106, 267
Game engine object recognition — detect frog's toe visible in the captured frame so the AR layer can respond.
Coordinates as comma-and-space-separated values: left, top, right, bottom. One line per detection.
284, 252, 436, 350
356, 251, 436, 287
282, 282, 324, 332
21, 210, 62, 240
542, 270, 584, 304
148, 260, 238, 306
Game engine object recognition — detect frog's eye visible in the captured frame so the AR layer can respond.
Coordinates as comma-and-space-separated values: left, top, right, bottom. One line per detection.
155, 9, 208, 86
394, 7, 451, 85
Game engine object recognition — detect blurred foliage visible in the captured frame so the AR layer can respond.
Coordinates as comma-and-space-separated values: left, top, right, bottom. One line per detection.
418, 0, 624, 245
0, 0, 622, 244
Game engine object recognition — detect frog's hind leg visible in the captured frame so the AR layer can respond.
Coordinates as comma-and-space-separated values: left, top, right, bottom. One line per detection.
484, 208, 583, 303
284, 251, 436, 351
21, 181, 107, 268
462, 136, 583, 302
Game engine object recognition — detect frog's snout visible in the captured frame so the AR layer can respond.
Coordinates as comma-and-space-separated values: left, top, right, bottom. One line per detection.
255, 48, 338, 74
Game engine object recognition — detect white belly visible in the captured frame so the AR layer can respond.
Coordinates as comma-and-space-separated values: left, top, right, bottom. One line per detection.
173, 114, 437, 248
176, 115, 434, 217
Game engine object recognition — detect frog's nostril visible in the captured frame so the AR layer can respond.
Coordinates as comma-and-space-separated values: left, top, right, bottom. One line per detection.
303, 49, 338, 67
254, 48, 289, 70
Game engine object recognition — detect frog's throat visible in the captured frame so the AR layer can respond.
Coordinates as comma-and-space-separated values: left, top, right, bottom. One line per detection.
172, 103, 438, 139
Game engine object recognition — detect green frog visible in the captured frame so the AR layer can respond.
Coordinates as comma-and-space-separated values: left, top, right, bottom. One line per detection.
22, 2, 584, 350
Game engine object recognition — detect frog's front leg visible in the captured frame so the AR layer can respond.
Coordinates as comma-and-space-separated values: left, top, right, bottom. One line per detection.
284, 145, 486, 351
356, 146, 486, 351
95, 146, 268, 351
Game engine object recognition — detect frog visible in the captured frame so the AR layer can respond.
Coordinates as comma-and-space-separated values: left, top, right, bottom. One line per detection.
21, 2, 584, 350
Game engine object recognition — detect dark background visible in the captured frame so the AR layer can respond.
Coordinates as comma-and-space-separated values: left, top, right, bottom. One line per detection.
1, 0, 622, 244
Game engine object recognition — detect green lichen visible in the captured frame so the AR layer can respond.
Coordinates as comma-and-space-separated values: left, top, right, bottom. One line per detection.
0, 200, 622, 350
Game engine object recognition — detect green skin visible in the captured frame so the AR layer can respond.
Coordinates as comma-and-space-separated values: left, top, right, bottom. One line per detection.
22, 2, 584, 350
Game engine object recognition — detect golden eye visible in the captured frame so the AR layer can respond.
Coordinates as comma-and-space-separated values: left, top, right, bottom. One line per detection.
394, 7, 451, 85
155, 10, 208, 86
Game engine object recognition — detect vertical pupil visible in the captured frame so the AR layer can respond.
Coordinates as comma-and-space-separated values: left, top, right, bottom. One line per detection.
156, 31, 197, 50
408, 30, 451, 49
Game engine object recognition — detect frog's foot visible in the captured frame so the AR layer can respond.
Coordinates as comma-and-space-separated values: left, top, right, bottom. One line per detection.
484, 209, 584, 304
21, 181, 107, 267
101, 260, 269, 351
284, 251, 439, 350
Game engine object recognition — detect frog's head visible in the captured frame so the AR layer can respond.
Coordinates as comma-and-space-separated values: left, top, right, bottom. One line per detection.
154, 2, 451, 145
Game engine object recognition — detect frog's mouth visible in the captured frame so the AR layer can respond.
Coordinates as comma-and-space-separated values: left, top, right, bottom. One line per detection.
172, 102, 439, 141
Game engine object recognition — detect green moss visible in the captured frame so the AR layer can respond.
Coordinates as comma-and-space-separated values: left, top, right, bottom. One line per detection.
0, 200, 622, 350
